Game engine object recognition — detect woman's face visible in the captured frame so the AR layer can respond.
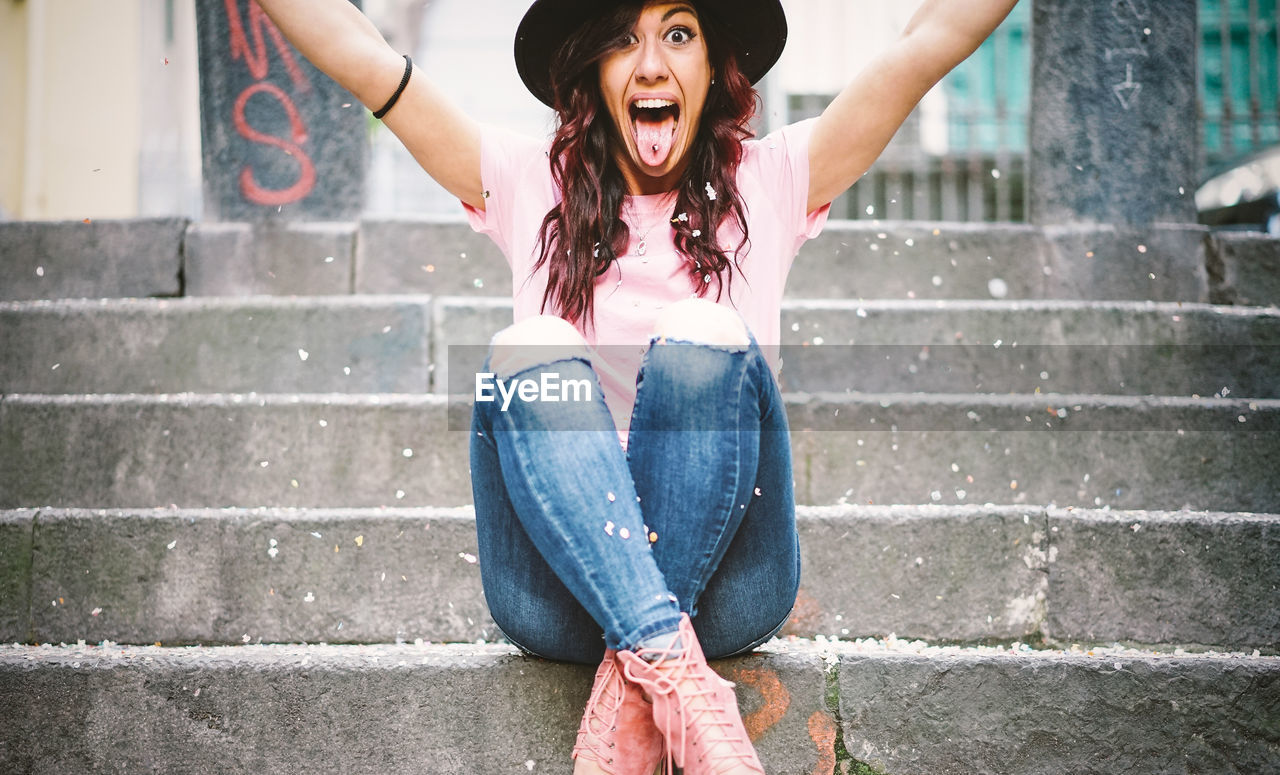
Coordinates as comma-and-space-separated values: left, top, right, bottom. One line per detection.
597, 2, 712, 195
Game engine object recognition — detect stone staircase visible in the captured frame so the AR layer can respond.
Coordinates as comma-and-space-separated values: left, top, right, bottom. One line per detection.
2, 218, 1278, 774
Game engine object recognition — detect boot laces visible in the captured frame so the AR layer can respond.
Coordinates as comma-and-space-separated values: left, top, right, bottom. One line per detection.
626, 641, 762, 774
574, 655, 626, 767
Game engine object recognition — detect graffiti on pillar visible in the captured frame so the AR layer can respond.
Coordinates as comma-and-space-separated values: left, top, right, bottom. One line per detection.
196, 0, 366, 221
224, 0, 316, 206
1106, 0, 1149, 110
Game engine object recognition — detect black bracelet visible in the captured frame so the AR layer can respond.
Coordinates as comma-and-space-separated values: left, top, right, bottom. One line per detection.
373, 54, 413, 119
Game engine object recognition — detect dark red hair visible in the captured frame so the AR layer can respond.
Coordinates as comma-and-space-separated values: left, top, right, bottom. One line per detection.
531, 2, 757, 329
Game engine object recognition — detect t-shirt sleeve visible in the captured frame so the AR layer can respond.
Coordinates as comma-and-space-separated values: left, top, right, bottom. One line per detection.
461, 124, 549, 266
749, 117, 831, 254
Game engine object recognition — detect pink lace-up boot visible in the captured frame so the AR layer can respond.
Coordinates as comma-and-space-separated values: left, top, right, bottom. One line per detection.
572, 649, 666, 775
617, 615, 765, 775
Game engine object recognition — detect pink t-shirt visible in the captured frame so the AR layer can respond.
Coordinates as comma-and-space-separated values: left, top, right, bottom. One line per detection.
464, 118, 830, 441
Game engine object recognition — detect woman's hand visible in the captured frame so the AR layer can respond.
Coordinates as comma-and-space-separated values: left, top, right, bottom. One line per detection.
805, 0, 1020, 214
252, 0, 485, 209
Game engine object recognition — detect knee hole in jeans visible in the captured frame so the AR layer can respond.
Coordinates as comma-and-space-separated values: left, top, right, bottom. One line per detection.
652, 298, 749, 348
489, 315, 590, 378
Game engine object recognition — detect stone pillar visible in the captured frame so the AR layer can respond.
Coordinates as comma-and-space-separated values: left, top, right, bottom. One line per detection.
1030, 0, 1207, 301
1029, 0, 1199, 226
195, 0, 367, 221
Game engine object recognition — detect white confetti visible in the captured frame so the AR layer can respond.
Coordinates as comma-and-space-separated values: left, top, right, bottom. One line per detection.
604, 521, 616, 536
525, 761, 536, 772
459, 552, 478, 564
607, 491, 616, 502
988, 278, 1009, 299
403, 448, 414, 458
395, 489, 406, 500
36, 266, 45, 277
304, 592, 315, 603
704, 182, 717, 200
91, 607, 102, 616
167, 540, 177, 550
298, 349, 309, 361
619, 528, 631, 540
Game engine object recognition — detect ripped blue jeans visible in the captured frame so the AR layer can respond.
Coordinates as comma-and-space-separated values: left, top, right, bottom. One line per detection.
469, 333, 799, 665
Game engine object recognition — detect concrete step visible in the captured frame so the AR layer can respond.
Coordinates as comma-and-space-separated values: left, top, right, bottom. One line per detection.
6, 218, 1278, 305
0, 218, 186, 302
0, 296, 434, 394
2, 506, 1275, 651
7, 296, 1276, 396
435, 297, 1280, 398
1, 639, 1275, 775
2, 393, 1276, 511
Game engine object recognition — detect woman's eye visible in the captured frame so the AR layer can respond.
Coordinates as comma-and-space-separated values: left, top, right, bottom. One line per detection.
665, 27, 695, 44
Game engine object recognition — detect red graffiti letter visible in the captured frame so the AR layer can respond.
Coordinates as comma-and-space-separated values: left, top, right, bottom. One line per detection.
225, 0, 310, 93
233, 82, 316, 206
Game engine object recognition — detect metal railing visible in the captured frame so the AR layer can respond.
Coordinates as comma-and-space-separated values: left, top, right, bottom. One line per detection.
1199, 0, 1280, 172
789, 4, 1030, 223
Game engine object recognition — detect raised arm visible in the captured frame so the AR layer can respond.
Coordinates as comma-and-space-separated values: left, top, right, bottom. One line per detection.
253, 0, 485, 209
806, 0, 1019, 213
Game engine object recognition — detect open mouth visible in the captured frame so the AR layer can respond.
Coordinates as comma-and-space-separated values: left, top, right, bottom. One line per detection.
629, 98, 680, 167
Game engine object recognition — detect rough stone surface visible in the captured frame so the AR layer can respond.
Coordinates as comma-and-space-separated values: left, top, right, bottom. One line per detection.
0, 641, 1274, 775
1207, 231, 1280, 307
1045, 509, 1280, 650
195, 0, 366, 220
23, 508, 490, 648
0, 297, 432, 394
0, 511, 34, 643
0, 219, 185, 301
356, 218, 511, 296
3, 395, 1277, 511
0, 505, 1122, 647
1029, 0, 1199, 227
790, 397, 1280, 512
838, 650, 1280, 775
779, 300, 1280, 397
0, 641, 831, 775
793, 221, 1050, 300
184, 221, 356, 296
434, 297, 516, 394
791, 506, 1049, 643
0, 395, 471, 510
1042, 224, 1209, 302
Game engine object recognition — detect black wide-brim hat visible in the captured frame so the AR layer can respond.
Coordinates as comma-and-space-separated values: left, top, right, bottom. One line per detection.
515, 0, 788, 107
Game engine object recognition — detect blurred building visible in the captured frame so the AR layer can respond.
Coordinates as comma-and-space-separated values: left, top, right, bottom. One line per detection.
0, 0, 1274, 224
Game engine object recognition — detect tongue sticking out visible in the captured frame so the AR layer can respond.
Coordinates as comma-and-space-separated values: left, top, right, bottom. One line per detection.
634, 110, 677, 167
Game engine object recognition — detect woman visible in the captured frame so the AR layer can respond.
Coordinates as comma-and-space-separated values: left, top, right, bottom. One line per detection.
257, 1, 1018, 773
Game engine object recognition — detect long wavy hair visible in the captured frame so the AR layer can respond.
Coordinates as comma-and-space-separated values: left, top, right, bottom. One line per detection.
531, 2, 758, 328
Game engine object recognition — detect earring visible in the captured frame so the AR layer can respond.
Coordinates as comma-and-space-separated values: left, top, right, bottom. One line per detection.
710, 78, 716, 86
